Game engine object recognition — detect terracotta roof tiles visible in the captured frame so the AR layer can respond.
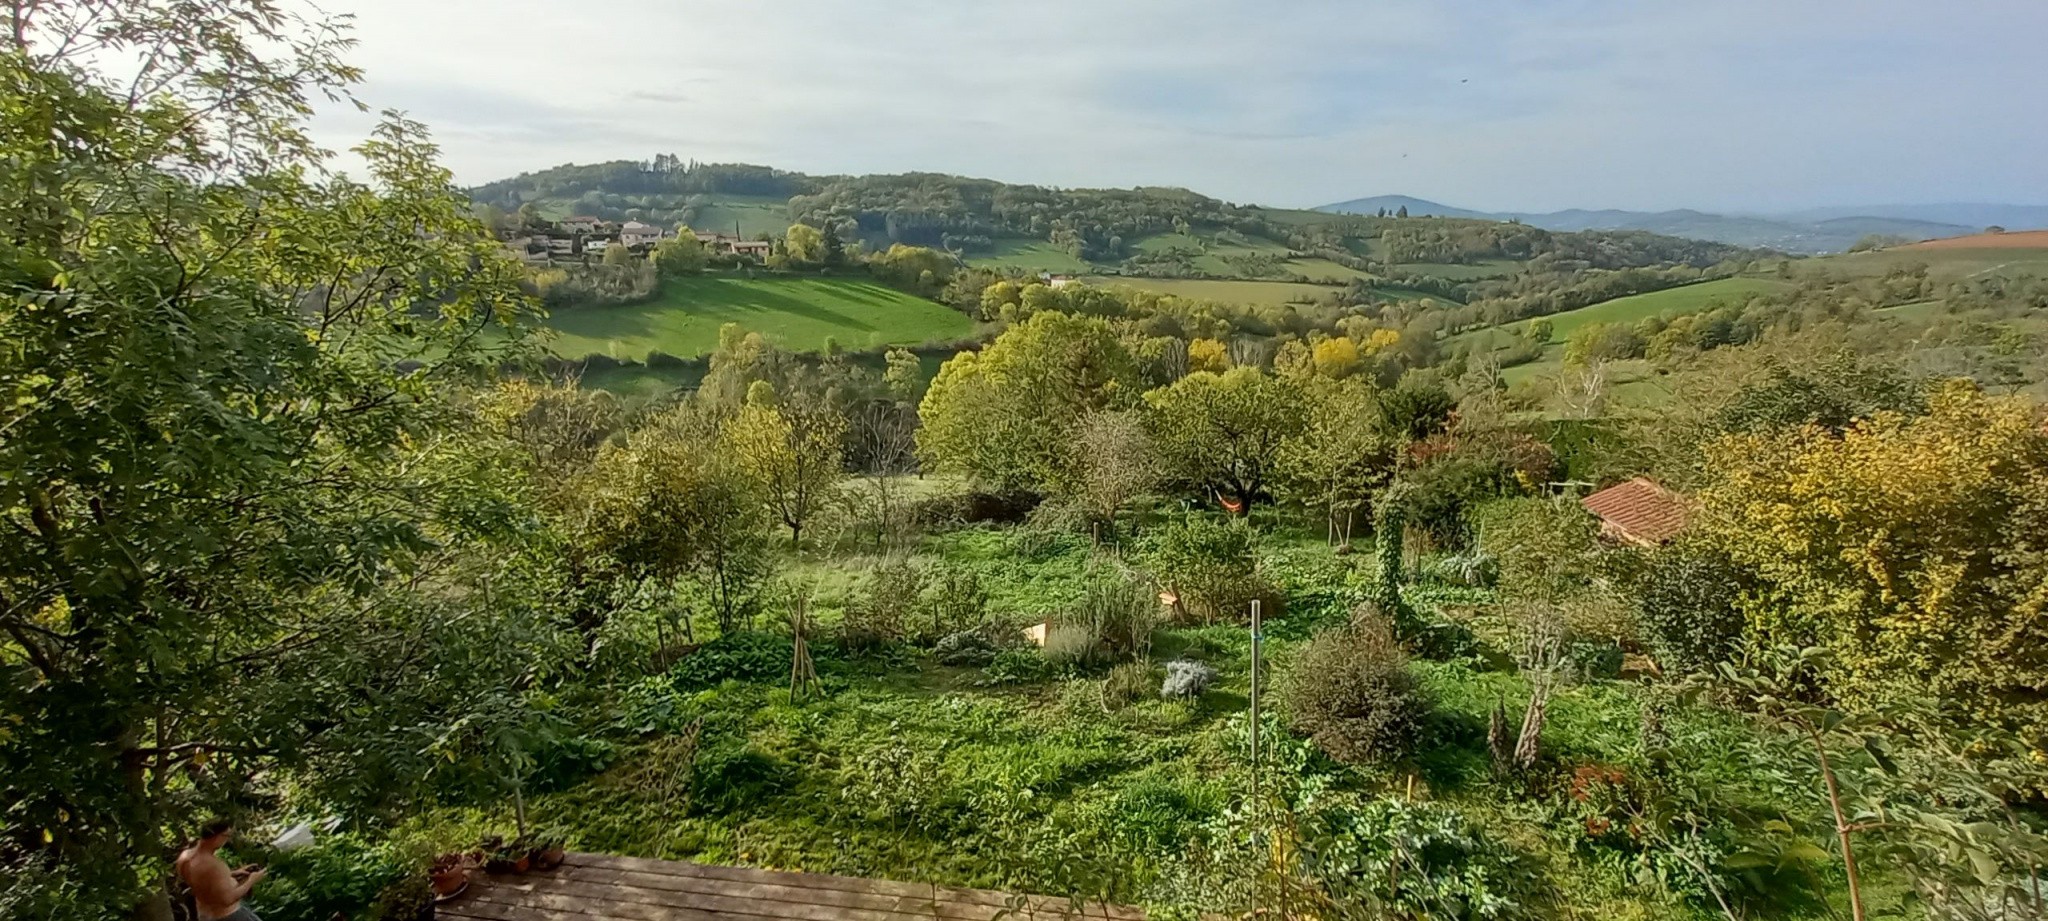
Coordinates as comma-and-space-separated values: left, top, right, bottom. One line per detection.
1581, 477, 1689, 545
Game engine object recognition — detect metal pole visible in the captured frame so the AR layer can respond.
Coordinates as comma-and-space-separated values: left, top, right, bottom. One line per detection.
1248, 597, 1262, 919
1249, 598, 1262, 781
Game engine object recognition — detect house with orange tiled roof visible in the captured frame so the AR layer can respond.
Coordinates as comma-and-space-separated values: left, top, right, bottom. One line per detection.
1580, 478, 1689, 546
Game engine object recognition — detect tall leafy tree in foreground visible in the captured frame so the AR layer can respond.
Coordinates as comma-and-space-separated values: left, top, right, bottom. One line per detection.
725, 382, 846, 549
917, 312, 1137, 494
1145, 368, 1305, 514
1694, 380, 2048, 736
0, 2, 546, 915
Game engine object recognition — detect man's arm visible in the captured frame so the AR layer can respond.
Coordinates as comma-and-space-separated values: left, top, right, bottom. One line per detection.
188, 858, 264, 907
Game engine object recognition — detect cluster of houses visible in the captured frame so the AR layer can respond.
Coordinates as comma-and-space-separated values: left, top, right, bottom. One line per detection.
505, 216, 772, 264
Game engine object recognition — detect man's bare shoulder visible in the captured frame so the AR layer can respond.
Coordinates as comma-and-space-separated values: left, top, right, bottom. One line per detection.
176, 848, 225, 881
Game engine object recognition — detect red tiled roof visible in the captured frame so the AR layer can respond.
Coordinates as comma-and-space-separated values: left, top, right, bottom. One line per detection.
1581, 477, 1689, 545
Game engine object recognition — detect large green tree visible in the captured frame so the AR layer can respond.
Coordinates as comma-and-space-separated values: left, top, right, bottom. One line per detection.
1278, 376, 1394, 544
0, 4, 551, 914
1144, 368, 1306, 513
917, 312, 1138, 493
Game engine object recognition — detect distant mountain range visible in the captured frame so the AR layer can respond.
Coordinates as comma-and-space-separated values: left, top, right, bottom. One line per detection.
1315, 196, 2048, 254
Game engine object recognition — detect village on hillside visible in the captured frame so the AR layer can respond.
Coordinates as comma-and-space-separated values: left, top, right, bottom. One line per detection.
501, 215, 774, 265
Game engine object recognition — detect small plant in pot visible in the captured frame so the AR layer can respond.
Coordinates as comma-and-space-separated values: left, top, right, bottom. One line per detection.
428, 852, 471, 901
528, 829, 567, 871
478, 835, 530, 875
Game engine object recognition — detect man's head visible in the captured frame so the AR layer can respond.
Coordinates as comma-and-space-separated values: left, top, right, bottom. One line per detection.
197, 817, 234, 847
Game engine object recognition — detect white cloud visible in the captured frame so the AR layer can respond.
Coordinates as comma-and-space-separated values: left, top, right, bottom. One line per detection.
310, 0, 2048, 211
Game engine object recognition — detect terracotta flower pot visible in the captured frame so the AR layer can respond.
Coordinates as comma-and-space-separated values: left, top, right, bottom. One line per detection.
535, 845, 566, 870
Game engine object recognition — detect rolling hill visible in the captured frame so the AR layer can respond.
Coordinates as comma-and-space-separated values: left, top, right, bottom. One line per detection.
1316, 196, 1982, 253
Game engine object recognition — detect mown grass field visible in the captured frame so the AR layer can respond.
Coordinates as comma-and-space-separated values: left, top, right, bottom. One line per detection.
685, 194, 793, 239
1514, 276, 1795, 343
543, 277, 978, 360
969, 239, 1094, 274
1800, 245, 2048, 282
575, 348, 957, 403
1077, 276, 1339, 306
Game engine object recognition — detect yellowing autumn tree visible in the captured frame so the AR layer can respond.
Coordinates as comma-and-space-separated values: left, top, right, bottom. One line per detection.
1695, 380, 2048, 731
1188, 337, 1230, 374
723, 385, 846, 548
1310, 336, 1362, 379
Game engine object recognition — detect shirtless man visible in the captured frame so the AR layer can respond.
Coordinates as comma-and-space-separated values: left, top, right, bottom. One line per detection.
175, 818, 267, 921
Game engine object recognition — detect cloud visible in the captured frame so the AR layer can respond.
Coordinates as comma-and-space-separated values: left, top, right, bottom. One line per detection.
310, 0, 2048, 212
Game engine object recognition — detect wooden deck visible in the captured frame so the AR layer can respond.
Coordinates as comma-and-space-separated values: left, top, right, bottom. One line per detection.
437, 852, 1144, 921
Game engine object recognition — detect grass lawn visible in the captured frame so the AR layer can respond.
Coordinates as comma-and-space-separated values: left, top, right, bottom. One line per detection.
543, 277, 978, 360
1078, 276, 1338, 306
970, 239, 1095, 274
686, 194, 792, 239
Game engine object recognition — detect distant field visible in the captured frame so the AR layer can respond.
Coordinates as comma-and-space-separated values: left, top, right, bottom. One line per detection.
1289, 257, 1373, 283
686, 194, 791, 239
543, 277, 977, 360
1398, 259, 1520, 281
970, 239, 1094, 274
1905, 229, 2048, 250
1077, 276, 1338, 306
573, 342, 957, 401
1800, 246, 2048, 281
1512, 276, 1794, 343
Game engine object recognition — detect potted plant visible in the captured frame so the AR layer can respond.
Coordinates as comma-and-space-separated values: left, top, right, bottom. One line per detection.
478, 835, 530, 875
528, 829, 567, 871
428, 852, 470, 901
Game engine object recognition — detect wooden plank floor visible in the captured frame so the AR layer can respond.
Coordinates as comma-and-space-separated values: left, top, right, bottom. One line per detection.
437, 852, 1144, 921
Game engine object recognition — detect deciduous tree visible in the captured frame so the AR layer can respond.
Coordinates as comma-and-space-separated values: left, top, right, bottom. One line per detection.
1145, 368, 1306, 514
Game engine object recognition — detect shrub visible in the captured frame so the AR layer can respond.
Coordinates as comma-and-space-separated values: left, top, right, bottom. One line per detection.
1425, 550, 1498, 587
1566, 640, 1624, 680
667, 632, 791, 689
1042, 623, 1098, 670
1284, 618, 1429, 764
980, 647, 1053, 685
690, 743, 796, 815
1102, 662, 1154, 710
246, 834, 408, 921
843, 558, 921, 652
1062, 566, 1157, 662
1140, 517, 1268, 623
1161, 659, 1217, 699
916, 562, 989, 644
933, 628, 999, 666
1629, 539, 1749, 672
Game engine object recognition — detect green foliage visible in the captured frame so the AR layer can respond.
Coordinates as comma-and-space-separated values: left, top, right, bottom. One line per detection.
1101, 663, 1155, 711
981, 647, 1056, 685
917, 312, 1139, 493
664, 633, 795, 689
1057, 566, 1157, 663
916, 562, 992, 644
842, 558, 919, 651
1144, 368, 1306, 512
1380, 376, 1458, 441
248, 835, 410, 921
1628, 539, 1750, 672
1139, 518, 1266, 622
1713, 353, 1926, 435
1283, 619, 1430, 764
0, 7, 561, 909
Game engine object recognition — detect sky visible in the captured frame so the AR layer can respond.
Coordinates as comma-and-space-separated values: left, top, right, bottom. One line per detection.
310, 0, 2048, 213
